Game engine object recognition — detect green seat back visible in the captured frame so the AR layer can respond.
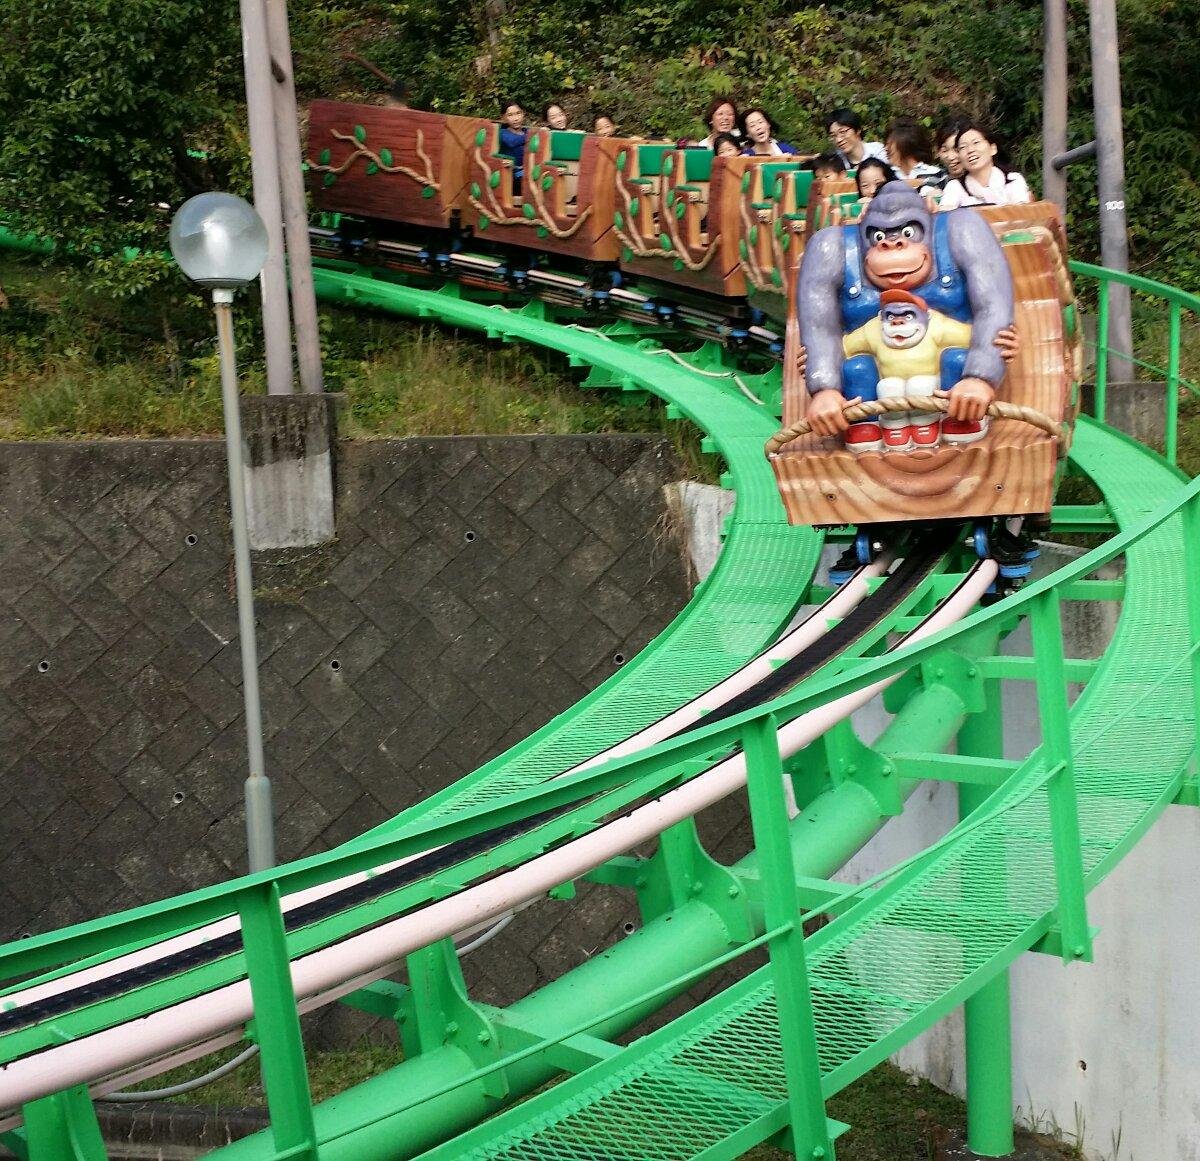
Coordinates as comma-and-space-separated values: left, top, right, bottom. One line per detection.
683, 150, 713, 182
636, 144, 675, 176
550, 131, 585, 162
759, 162, 801, 200
789, 170, 815, 207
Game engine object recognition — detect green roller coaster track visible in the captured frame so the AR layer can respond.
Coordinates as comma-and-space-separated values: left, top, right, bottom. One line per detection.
1, 232, 1198, 1161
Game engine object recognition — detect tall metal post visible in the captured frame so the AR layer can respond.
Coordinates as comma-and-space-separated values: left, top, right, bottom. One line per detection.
239, 0, 295, 395
214, 291, 276, 873
741, 715, 834, 1161
1042, 0, 1069, 207
1088, 0, 1134, 378
958, 682, 1015, 1157
264, 0, 325, 394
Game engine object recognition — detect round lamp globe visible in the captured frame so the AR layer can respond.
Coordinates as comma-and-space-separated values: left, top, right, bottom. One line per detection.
169, 193, 269, 290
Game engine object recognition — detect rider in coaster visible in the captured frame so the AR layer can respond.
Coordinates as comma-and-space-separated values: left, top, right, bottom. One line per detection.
798, 181, 1013, 452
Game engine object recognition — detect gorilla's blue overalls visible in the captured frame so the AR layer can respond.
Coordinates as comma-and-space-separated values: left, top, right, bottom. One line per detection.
839, 214, 970, 403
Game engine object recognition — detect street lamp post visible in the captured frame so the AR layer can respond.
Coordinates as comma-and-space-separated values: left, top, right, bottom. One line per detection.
169, 192, 276, 874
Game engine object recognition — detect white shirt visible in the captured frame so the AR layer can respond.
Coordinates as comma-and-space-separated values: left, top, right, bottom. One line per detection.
937, 167, 1031, 210
837, 140, 887, 168
698, 128, 742, 149
893, 160, 948, 195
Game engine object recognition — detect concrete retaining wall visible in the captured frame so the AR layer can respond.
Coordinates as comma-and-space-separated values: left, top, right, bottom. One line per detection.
0, 435, 695, 1010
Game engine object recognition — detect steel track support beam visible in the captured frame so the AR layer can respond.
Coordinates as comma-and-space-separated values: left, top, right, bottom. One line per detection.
21, 1086, 104, 1161
958, 678, 1016, 1158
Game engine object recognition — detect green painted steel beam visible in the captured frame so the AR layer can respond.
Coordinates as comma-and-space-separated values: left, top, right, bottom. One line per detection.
888, 752, 1020, 786
1050, 502, 1117, 533
977, 655, 1101, 681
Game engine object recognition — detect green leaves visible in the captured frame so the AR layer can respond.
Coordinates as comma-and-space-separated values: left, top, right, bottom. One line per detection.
470, 182, 482, 199
421, 187, 437, 199
380, 148, 394, 167
323, 173, 337, 187
366, 162, 379, 176
616, 151, 627, 172
478, 215, 490, 230
489, 171, 501, 188
542, 174, 553, 191
522, 203, 536, 219
530, 133, 540, 151
614, 210, 624, 229
629, 197, 640, 216
319, 148, 332, 166
353, 124, 366, 144
659, 233, 672, 251
475, 128, 488, 147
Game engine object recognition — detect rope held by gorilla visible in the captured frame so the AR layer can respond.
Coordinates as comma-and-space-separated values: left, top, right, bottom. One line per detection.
764, 394, 1070, 456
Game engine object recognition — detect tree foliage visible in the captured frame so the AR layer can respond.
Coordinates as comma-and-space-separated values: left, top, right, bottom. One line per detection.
2, 0, 1198, 290
0, 0, 243, 294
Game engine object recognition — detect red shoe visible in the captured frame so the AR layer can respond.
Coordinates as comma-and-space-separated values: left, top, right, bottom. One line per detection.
941, 417, 990, 445
911, 421, 941, 449
844, 422, 884, 453
882, 425, 913, 452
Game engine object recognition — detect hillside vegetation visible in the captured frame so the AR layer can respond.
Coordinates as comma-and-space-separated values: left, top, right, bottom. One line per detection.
2, 0, 1198, 297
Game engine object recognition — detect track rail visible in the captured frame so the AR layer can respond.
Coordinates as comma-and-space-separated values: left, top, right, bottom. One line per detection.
0, 247, 1192, 1161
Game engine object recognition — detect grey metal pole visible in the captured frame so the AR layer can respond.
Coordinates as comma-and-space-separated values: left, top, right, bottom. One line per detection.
264, 0, 325, 395
239, 0, 295, 396
213, 290, 276, 874
1088, 0, 1135, 378
1042, 0, 1069, 207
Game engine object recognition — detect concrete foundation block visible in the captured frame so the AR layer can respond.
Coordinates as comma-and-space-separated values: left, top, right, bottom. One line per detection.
1079, 380, 1166, 449
240, 394, 339, 549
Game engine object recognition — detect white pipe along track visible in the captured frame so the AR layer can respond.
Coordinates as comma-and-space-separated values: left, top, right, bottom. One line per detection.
0, 559, 993, 1113
0, 557, 889, 1018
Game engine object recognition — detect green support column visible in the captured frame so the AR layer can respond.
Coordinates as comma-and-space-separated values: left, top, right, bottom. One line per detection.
239, 882, 319, 1161
23, 1086, 106, 1161
958, 679, 1015, 1158
742, 714, 836, 1161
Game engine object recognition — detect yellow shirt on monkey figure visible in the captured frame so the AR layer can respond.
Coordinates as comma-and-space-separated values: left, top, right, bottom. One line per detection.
840, 288, 976, 453
841, 289, 973, 379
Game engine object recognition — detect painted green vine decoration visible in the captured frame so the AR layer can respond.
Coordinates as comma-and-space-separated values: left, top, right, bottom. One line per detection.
467, 129, 591, 239
310, 125, 440, 196
612, 150, 716, 273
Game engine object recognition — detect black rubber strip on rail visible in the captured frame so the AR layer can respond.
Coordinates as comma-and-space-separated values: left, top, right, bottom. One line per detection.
684, 522, 962, 733
0, 526, 962, 1045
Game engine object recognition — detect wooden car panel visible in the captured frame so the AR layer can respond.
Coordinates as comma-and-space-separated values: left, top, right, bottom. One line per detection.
307, 102, 460, 229
616, 146, 741, 296
771, 220, 1074, 526
463, 125, 619, 262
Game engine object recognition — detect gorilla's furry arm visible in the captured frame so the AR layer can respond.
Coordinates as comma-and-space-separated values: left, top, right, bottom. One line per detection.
796, 227, 847, 396
947, 209, 1014, 388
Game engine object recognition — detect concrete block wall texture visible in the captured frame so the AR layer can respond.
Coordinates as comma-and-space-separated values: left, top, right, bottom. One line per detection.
0, 435, 704, 1011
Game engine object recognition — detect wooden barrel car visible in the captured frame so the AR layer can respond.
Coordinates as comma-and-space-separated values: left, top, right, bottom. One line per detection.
769, 201, 1078, 526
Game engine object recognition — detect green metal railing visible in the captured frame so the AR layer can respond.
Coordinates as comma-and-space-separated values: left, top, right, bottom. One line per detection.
3, 426, 1198, 1161
2, 227, 1198, 1159
1071, 261, 1200, 466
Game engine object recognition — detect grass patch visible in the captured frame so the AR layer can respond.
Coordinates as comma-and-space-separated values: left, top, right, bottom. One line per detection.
0, 252, 719, 480
120, 1042, 400, 1107
120, 1050, 1084, 1159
